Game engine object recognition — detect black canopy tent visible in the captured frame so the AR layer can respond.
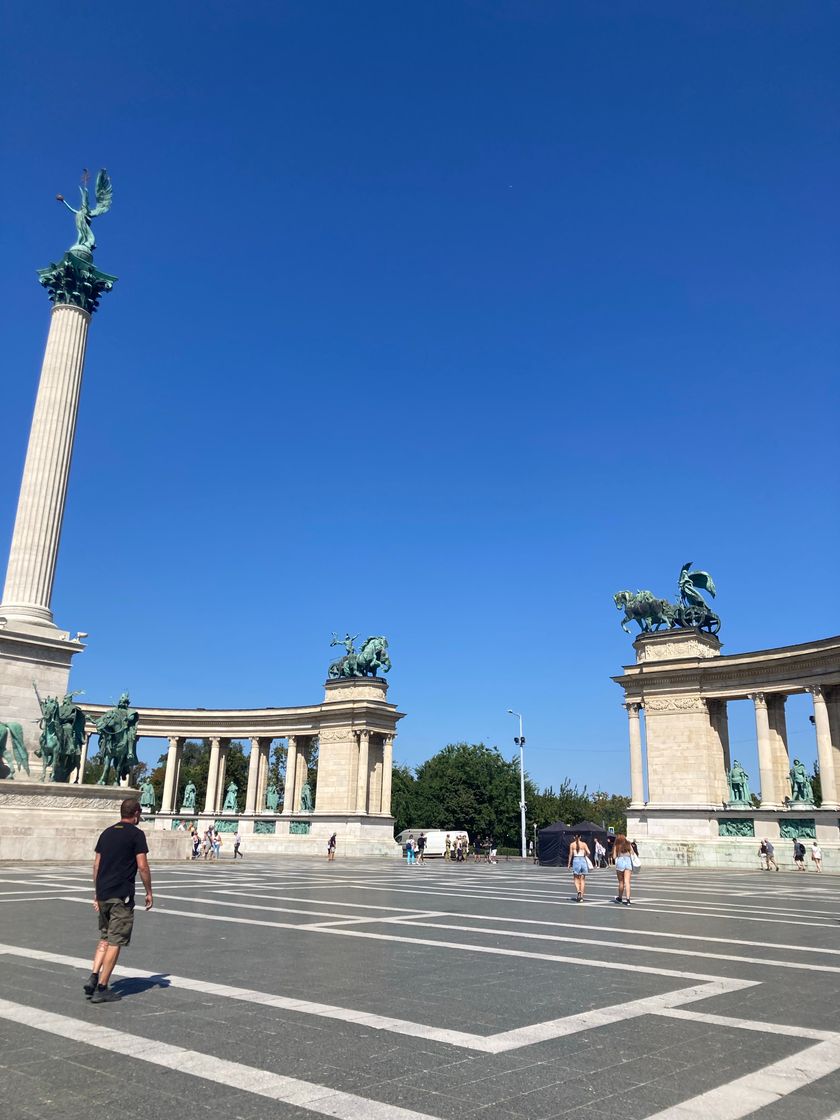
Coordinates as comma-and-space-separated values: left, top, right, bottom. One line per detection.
538, 820, 610, 866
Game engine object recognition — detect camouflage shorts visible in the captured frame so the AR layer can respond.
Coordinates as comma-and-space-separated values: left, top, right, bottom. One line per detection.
97, 898, 135, 946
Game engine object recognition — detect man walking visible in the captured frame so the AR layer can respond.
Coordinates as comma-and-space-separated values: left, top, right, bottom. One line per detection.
84, 797, 153, 1004
233, 831, 243, 859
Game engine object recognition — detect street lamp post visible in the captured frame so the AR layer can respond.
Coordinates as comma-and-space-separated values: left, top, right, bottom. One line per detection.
507, 709, 527, 860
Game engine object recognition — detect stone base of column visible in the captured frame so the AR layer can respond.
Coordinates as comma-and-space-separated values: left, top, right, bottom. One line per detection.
0, 625, 85, 776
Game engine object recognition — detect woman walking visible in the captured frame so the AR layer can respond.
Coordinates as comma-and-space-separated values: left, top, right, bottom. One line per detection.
613, 834, 635, 906
811, 840, 822, 872
568, 834, 591, 902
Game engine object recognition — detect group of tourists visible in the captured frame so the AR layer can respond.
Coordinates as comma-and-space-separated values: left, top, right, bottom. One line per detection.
188, 825, 241, 860
760, 837, 822, 872
568, 833, 640, 905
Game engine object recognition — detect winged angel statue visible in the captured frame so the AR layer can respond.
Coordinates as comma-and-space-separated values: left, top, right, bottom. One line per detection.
56, 168, 112, 257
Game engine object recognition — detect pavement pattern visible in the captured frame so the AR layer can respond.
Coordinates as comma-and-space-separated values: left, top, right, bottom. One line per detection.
0, 854, 838, 1120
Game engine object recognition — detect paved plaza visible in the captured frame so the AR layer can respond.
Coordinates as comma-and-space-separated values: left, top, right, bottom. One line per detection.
0, 857, 838, 1120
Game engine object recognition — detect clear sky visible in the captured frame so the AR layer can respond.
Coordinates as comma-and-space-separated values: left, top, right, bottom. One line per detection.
2, 2, 838, 794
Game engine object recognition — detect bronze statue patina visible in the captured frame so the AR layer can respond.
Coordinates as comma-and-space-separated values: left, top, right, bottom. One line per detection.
56, 168, 112, 257
94, 693, 139, 785
182, 780, 197, 810
614, 561, 721, 636
299, 781, 314, 812
223, 781, 239, 812
328, 634, 391, 679
0, 719, 29, 779
727, 760, 752, 805
34, 687, 85, 782
265, 784, 280, 812
789, 759, 814, 804
139, 779, 156, 813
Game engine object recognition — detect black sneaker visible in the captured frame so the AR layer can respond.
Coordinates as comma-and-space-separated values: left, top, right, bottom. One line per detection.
90, 986, 121, 1004
613, 896, 622, 904
83, 972, 99, 998
622, 898, 631, 906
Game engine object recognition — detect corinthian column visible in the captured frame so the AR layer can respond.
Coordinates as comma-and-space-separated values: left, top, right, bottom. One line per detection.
751, 693, 778, 808
809, 686, 839, 810
625, 703, 645, 807
356, 730, 370, 813
1, 247, 116, 633
380, 735, 394, 814
283, 736, 299, 812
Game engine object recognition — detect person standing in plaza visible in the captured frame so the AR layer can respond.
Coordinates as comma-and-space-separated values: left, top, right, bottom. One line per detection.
84, 797, 153, 1004
416, 832, 426, 864
444, 833, 451, 861
762, 839, 778, 871
327, 832, 337, 860
568, 833, 591, 903
405, 833, 416, 864
613, 834, 634, 905
233, 831, 243, 859
488, 838, 497, 864
811, 840, 822, 872
793, 838, 806, 870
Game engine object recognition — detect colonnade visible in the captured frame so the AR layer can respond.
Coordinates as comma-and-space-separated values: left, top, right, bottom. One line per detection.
625, 684, 840, 810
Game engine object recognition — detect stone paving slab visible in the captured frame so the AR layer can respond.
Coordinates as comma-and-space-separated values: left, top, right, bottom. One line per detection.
1, 858, 839, 1120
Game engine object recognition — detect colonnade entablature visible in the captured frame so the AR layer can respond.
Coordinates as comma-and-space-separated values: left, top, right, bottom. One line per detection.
614, 630, 840, 817
79, 677, 404, 826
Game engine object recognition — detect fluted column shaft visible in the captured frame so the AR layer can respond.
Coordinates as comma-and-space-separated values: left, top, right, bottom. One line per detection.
356, 730, 370, 813
751, 694, 778, 808
810, 687, 839, 810
625, 703, 645, 807
1, 305, 91, 629
381, 735, 394, 814
74, 732, 92, 784
256, 740, 270, 811
244, 737, 261, 814
161, 737, 181, 813
204, 738, 222, 813
283, 736, 298, 812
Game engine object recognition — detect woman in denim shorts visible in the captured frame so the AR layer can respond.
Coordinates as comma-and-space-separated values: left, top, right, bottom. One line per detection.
613, 834, 635, 906
567, 834, 591, 902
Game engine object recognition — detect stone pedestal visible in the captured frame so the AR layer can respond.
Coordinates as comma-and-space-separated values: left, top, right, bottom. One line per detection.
0, 780, 188, 862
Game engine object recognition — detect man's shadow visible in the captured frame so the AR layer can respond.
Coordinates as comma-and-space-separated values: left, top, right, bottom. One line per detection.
110, 974, 172, 998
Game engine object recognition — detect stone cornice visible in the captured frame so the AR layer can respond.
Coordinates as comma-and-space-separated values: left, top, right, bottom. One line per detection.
613, 633, 840, 700
80, 700, 405, 740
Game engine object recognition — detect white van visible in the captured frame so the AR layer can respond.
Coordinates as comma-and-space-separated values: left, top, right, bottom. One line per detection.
396, 828, 470, 858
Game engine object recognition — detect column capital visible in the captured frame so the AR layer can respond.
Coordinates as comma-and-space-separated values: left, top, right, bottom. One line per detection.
806, 684, 825, 700
749, 692, 767, 708
624, 702, 642, 715
37, 253, 117, 315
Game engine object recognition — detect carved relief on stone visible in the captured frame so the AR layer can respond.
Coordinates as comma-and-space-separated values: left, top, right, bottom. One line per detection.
643, 695, 707, 713
637, 638, 719, 663
317, 728, 353, 744
0, 793, 119, 809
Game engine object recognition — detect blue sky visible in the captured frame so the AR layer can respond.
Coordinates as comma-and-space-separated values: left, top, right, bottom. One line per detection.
2, 2, 838, 793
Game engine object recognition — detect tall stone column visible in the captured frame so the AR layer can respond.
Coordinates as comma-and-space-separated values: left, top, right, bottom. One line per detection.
283, 736, 298, 812
161, 737, 181, 813
356, 730, 370, 813
256, 740, 270, 811
766, 695, 791, 803
809, 687, 839, 810
73, 731, 92, 784
244, 737, 261, 814
216, 742, 229, 809
381, 735, 394, 814
827, 686, 840, 803
625, 703, 645, 807
751, 693, 778, 808
1, 246, 116, 634
204, 738, 222, 813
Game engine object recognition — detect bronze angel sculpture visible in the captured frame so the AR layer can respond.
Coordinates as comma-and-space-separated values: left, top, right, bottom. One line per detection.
56, 168, 113, 257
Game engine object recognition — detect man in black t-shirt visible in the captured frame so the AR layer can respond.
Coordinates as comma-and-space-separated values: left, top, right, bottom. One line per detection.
84, 797, 154, 1004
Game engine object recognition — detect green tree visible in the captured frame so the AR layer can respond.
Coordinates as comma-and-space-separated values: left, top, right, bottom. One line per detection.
390, 764, 417, 833
412, 743, 522, 846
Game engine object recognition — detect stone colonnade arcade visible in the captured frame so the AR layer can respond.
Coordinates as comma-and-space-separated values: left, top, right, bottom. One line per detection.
82, 676, 404, 857
613, 630, 840, 868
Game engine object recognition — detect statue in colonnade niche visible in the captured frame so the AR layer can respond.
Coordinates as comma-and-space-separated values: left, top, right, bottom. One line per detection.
299, 781, 313, 812
222, 781, 239, 812
727, 760, 752, 805
182, 780, 197, 810
139, 779, 156, 813
789, 759, 814, 804
265, 784, 279, 812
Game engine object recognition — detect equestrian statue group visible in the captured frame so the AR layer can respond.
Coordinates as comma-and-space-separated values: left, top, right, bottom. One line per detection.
0, 687, 139, 785
328, 633, 391, 679
614, 561, 721, 636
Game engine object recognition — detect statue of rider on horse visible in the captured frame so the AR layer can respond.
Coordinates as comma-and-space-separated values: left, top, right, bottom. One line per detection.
33, 685, 87, 782
328, 633, 392, 679
614, 561, 721, 636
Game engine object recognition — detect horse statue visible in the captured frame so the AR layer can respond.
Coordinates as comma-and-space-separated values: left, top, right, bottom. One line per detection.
95, 692, 139, 785
328, 634, 392, 678
35, 692, 85, 782
614, 591, 674, 634
0, 720, 29, 779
